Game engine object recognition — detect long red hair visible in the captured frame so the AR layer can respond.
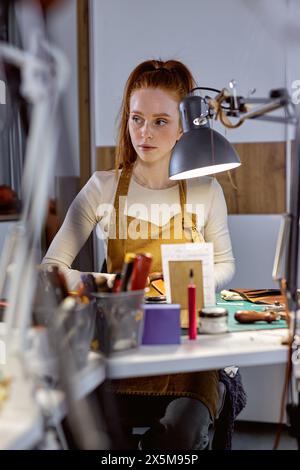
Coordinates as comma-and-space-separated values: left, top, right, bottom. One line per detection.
115, 59, 196, 170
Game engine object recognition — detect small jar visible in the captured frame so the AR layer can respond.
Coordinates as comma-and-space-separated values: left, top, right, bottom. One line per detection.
199, 307, 228, 334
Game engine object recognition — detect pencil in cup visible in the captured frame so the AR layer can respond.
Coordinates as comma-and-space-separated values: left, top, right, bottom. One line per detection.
120, 253, 137, 291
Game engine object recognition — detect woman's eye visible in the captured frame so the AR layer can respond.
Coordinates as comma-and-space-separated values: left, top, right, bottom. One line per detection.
132, 116, 142, 124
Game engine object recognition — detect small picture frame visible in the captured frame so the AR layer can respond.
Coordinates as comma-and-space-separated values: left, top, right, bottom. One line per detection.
168, 260, 204, 328
161, 243, 216, 308
168, 260, 204, 310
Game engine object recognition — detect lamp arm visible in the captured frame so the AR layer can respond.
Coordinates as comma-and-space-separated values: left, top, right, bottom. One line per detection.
251, 115, 296, 124
234, 98, 290, 122
207, 87, 296, 127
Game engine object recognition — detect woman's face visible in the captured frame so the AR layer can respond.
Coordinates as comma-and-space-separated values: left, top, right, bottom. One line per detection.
128, 88, 182, 164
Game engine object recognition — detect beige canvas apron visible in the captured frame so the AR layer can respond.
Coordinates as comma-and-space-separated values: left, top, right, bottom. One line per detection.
106, 165, 219, 417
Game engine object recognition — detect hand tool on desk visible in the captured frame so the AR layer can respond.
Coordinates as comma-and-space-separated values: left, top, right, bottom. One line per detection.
261, 305, 286, 320
231, 289, 281, 296
229, 289, 284, 305
261, 302, 285, 311
234, 310, 280, 324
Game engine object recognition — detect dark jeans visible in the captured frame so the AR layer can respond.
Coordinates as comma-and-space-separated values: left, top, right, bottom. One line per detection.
115, 395, 212, 450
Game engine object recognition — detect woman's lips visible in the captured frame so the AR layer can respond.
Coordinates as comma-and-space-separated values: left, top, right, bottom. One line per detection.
138, 145, 157, 151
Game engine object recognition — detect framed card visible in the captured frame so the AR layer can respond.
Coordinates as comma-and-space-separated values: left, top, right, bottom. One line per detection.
161, 243, 216, 307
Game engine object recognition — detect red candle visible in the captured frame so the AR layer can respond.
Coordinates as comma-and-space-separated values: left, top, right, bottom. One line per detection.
188, 269, 197, 340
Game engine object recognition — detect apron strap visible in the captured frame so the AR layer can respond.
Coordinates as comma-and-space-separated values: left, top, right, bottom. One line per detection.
179, 180, 204, 243
113, 166, 133, 213
112, 165, 134, 242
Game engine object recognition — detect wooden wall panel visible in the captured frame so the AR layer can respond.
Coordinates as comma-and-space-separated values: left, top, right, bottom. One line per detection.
96, 146, 115, 170
96, 141, 287, 214
77, 0, 91, 188
76, 1, 94, 272
216, 142, 286, 214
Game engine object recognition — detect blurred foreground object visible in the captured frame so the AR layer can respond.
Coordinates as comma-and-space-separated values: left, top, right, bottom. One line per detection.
0, 185, 21, 214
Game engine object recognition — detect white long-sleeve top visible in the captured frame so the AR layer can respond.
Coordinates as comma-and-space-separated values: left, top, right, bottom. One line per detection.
42, 170, 235, 290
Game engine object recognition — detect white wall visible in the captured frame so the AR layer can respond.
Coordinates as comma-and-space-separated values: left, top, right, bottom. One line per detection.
226, 215, 280, 289
227, 215, 300, 289
43, 0, 300, 175
91, 0, 300, 147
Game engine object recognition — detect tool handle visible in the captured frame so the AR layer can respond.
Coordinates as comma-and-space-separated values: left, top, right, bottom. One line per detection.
234, 310, 278, 324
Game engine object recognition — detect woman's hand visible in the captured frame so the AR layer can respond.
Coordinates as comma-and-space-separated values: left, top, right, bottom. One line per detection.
95, 273, 116, 290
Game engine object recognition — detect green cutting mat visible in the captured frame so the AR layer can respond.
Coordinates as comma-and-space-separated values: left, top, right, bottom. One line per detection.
182, 293, 287, 333
214, 293, 287, 332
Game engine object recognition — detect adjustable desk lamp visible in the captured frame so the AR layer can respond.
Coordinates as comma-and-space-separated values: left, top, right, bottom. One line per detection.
169, 83, 300, 445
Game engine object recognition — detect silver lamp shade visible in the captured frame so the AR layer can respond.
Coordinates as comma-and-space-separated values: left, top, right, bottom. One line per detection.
169, 95, 241, 180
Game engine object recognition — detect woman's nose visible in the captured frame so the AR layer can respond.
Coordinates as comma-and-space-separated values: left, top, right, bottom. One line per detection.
141, 122, 153, 139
